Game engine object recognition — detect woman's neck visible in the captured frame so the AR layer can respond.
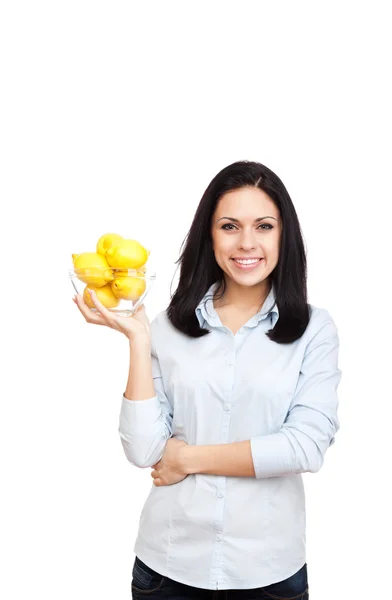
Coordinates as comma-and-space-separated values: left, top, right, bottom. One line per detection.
213, 280, 271, 312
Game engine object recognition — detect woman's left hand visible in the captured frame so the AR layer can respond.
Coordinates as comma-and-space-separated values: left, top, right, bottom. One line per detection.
151, 437, 189, 486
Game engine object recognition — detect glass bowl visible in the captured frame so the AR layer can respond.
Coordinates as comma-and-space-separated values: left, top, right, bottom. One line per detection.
69, 267, 156, 317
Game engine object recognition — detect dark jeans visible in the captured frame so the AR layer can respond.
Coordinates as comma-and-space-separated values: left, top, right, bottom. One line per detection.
131, 555, 309, 599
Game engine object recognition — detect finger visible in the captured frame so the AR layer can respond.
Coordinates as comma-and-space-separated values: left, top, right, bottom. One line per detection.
74, 293, 108, 326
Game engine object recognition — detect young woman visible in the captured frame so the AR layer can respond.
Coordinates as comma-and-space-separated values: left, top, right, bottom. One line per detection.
74, 160, 341, 599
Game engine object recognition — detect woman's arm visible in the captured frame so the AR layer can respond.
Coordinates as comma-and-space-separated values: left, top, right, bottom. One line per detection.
124, 337, 155, 400
182, 440, 256, 477
119, 324, 173, 469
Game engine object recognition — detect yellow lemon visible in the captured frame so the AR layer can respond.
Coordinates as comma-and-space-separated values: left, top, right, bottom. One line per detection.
111, 276, 146, 300
83, 284, 120, 309
72, 252, 114, 287
96, 233, 123, 257
106, 239, 149, 269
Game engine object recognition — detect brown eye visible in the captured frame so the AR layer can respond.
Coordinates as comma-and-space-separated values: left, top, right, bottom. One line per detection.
221, 223, 273, 231
259, 224, 273, 230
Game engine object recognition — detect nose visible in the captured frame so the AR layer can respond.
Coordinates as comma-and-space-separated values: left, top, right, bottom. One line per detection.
238, 229, 258, 251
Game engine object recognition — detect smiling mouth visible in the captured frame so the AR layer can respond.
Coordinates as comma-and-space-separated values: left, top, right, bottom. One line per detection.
231, 258, 264, 270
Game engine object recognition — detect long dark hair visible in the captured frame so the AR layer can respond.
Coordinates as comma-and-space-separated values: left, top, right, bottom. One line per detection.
166, 160, 310, 344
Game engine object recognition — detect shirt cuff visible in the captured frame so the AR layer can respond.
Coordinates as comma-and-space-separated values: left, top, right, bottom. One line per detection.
250, 432, 294, 478
119, 394, 161, 435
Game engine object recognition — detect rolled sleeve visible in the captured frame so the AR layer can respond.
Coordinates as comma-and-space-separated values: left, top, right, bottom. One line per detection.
118, 332, 173, 468
250, 317, 342, 478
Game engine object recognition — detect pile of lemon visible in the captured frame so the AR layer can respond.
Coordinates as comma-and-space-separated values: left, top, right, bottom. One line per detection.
72, 233, 150, 308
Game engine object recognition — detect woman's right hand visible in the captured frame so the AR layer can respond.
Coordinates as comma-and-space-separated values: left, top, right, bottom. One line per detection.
73, 289, 151, 342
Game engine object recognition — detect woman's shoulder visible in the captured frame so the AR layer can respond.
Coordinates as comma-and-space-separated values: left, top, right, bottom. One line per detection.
306, 303, 339, 340
150, 309, 179, 341
150, 308, 170, 330
150, 309, 194, 359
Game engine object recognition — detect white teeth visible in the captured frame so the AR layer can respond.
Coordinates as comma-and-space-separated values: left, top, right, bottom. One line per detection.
234, 259, 260, 264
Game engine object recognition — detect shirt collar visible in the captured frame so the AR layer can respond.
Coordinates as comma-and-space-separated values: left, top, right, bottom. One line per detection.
195, 281, 279, 330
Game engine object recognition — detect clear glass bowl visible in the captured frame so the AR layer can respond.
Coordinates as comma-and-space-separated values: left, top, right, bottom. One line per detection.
69, 267, 156, 317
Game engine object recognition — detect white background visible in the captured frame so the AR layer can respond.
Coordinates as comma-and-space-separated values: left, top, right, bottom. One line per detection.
1, 2, 390, 598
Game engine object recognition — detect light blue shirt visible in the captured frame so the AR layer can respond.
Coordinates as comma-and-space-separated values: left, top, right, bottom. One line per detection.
119, 281, 342, 590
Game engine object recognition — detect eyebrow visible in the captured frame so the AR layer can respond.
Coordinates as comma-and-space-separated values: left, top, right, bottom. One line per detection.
216, 216, 278, 223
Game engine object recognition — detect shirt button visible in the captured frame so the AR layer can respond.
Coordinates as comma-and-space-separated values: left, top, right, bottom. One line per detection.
223, 404, 230, 411
217, 492, 224, 498
216, 534, 222, 542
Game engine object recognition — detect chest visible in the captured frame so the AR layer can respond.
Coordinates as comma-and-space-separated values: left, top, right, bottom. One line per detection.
162, 327, 302, 442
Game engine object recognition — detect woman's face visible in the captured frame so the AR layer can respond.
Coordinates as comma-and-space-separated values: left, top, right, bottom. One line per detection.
211, 186, 282, 288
